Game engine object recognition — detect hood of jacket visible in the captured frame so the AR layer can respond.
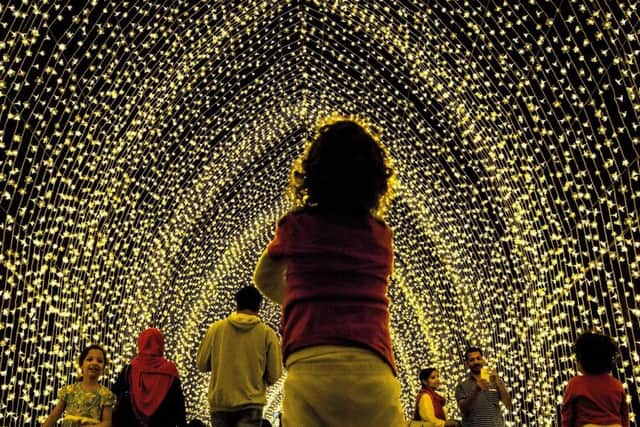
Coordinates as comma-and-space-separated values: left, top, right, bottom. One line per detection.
228, 312, 261, 330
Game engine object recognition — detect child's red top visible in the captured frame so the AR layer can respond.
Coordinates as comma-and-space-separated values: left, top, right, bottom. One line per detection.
268, 210, 397, 374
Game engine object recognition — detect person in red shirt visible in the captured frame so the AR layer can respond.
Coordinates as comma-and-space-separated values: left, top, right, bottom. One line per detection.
561, 331, 630, 427
254, 116, 404, 427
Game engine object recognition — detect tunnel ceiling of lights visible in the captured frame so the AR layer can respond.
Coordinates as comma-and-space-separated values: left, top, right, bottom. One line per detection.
1, 0, 639, 424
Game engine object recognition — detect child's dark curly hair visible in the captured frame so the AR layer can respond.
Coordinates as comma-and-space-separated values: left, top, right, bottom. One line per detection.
290, 115, 394, 216
574, 331, 618, 374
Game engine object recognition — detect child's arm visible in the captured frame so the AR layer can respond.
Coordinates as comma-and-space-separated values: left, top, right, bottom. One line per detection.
560, 386, 575, 427
621, 392, 630, 427
560, 398, 574, 427
253, 248, 286, 304
41, 400, 65, 427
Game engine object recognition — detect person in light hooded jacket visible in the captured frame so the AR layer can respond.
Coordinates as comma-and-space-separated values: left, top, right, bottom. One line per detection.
197, 286, 282, 427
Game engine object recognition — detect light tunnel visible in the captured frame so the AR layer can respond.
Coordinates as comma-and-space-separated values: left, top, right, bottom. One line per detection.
0, 0, 639, 425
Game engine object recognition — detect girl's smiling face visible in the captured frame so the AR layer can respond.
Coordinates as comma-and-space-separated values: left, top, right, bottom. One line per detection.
80, 349, 105, 379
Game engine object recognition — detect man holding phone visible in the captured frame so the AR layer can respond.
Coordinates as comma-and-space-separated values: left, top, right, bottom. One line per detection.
455, 347, 512, 427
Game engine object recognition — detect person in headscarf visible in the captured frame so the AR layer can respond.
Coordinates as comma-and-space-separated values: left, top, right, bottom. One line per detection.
112, 328, 187, 427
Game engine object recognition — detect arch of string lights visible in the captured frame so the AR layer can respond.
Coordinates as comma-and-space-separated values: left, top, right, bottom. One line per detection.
1, 0, 639, 425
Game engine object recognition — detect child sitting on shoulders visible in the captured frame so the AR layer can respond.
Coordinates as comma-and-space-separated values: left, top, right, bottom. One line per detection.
254, 115, 404, 427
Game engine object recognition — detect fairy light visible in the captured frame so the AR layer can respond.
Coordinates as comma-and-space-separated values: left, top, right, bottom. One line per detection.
0, 0, 638, 425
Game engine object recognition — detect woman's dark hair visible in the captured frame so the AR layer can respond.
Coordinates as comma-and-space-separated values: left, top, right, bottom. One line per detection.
78, 344, 108, 367
419, 367, 437, 383
574, 331, 618, 374
290, 116, 394, 216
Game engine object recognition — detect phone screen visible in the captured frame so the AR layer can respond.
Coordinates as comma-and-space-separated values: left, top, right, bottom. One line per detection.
480, 367, 490, 381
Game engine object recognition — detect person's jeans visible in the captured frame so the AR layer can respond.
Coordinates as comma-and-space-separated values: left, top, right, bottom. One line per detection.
211, 408, 263, 427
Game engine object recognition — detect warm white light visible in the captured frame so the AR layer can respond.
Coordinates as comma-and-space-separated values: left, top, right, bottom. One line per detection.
0, 1, 638, 425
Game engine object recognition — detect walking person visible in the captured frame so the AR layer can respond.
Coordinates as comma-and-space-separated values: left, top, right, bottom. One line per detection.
112, 328, 187, 427
197, 286, 282, 427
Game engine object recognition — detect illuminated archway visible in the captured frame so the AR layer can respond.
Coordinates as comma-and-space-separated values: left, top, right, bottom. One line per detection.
0, 1, 638, 424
